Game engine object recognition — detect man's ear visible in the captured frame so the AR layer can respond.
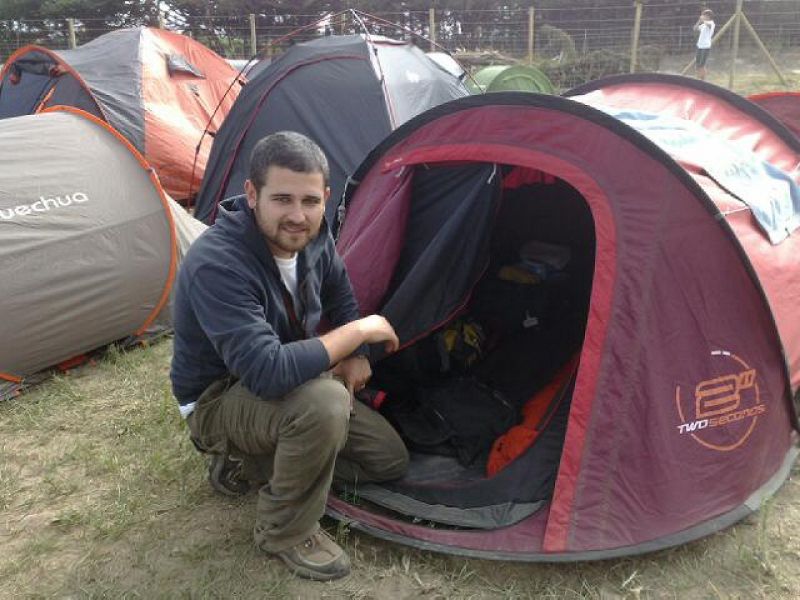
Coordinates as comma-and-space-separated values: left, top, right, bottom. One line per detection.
245, 179, 258, 210
324, 186, 331, 204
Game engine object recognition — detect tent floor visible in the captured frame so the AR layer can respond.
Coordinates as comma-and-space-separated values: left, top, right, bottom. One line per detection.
399, 451, 487, 484
332, 385, 573, 532
333, 452, 549, 530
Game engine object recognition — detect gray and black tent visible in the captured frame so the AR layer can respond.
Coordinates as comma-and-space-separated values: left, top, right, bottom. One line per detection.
192, 34, 469, 223
0, 108, 204, 399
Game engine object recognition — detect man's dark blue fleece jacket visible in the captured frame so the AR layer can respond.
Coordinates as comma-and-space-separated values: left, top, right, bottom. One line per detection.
170, 195, 364, 414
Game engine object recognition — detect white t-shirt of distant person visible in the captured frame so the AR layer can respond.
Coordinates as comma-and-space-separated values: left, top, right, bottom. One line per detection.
697, 20, 715, 49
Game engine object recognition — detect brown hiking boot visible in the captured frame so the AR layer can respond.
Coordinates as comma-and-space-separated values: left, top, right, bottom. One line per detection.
274, 529, 351, 581
208, 453, 251, 497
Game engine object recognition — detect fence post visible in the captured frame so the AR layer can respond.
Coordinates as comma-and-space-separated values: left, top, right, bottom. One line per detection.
429, 8, 436, 50
249, 14, 257, 56
728, 0, 744, 89
630, 0, 643, 73
67, 18, 77, 49
740, 13, 788, 87
527, 7, 535, 65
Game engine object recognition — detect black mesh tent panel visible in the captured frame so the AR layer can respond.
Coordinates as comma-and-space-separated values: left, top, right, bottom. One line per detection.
0, 51, 61, 118
0, 51, 104, 123
381, 163, 501, 345
45, 77, 104, 118
0, 71, 55, 118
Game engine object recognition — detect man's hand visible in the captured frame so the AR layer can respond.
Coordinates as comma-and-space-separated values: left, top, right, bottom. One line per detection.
356, 315, 400, 354
332, 355, 372, 412
319, 314, 400, 367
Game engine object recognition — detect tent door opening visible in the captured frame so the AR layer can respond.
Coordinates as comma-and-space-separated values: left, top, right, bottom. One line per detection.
335, 163, 597, 530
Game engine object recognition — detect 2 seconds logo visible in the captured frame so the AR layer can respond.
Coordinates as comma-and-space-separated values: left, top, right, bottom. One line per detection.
675, 350, 766, 452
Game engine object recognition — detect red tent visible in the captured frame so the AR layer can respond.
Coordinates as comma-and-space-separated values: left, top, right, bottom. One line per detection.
327, 75, 800, 559
749, 91, 800, 141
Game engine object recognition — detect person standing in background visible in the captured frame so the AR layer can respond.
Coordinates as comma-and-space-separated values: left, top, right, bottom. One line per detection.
694, 9, 715, 81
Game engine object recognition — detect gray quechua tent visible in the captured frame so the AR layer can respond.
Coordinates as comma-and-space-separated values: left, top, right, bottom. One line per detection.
0, 108, 204, 399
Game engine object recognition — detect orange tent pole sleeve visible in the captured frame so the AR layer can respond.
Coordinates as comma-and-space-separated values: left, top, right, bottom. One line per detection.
34, 87, 56, 113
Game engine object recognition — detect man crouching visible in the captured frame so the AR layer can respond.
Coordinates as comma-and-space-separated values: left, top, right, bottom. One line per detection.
170, 131, 409, 580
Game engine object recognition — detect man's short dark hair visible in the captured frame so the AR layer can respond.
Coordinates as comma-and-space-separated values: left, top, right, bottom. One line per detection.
248, 131, 330, 192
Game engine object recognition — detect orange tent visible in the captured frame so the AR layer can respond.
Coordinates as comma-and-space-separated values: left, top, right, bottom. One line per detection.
0, 27, 244, 202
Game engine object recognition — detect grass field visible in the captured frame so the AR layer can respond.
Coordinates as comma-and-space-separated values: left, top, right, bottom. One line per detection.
657, 47, 800, 96
2, 339, 799, 599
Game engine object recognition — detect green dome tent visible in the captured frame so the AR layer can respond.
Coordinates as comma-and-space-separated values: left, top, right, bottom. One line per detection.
467, 64, 554, 95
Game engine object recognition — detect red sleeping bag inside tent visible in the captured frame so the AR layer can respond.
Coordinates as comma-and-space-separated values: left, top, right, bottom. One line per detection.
487, 354, 579, 477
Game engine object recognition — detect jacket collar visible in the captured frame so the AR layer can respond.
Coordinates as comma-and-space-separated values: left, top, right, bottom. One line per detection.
215, 195, 331, 277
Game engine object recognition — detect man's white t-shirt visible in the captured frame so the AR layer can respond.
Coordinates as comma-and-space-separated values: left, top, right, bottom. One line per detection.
274, 254, 302, 316
697, 20, 715, 49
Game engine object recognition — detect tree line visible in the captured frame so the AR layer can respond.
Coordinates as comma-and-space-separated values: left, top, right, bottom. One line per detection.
2, 1, 798, 59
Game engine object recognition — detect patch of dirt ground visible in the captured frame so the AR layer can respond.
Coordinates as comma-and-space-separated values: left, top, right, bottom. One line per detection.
2, 336, 800, 599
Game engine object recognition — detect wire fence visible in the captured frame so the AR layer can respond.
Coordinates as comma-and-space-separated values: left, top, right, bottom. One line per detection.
2, 1, 799, 86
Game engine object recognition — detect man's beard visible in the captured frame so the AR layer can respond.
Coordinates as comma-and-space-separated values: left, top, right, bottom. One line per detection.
258, 213, 320, 255
270, 225, 317, 253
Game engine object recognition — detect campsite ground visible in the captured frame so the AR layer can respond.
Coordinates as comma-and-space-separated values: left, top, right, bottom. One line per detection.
656, 47, 800, 95
2, 340, 799, 599
3, 65, 800, 598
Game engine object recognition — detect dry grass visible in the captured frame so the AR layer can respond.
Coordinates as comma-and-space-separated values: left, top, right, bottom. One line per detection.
1, 339, 799, 599
658, 48, 800, 96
